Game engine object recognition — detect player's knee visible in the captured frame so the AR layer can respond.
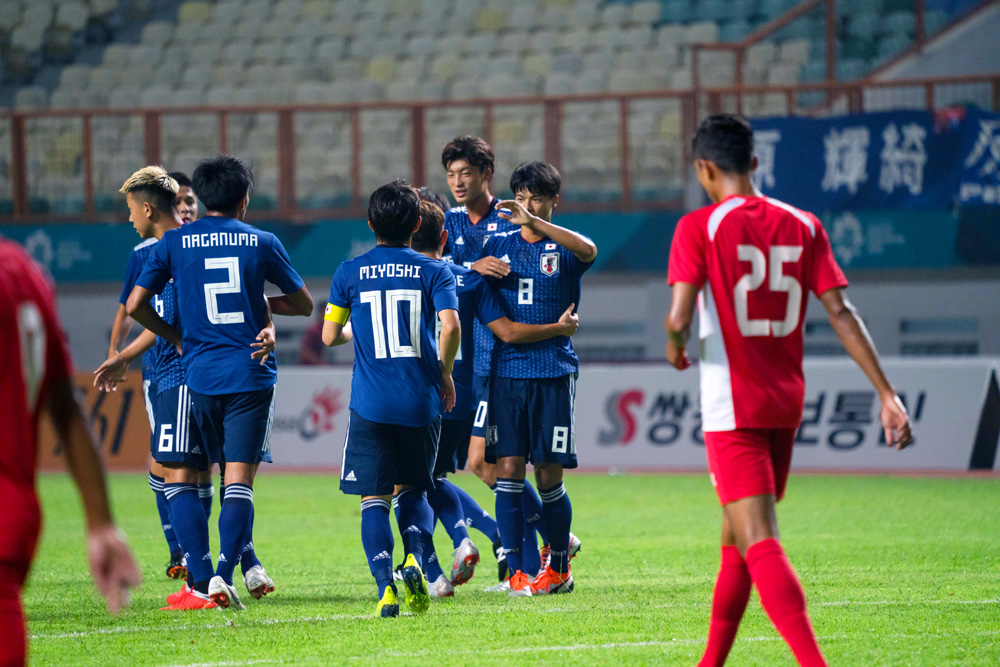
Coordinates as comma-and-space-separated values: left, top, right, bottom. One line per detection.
534, 464, 563, 490
496, 457, 525, 480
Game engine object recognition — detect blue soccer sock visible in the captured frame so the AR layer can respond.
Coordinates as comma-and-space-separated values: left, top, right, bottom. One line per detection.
164, 482, 213, 589
422, 532, 445, 583
361, 498, 396, 598
445, 478, 500, 543
540, 482, 573, 574
395, 489, 434, 569
149, 473, 181, 555
495, 478, 525, 575
522, 526, 541, 577
523, 480, 549, 544
216, 484, 254, 585
198, 482, 214, 521
239, 505, 262, 576
426, 477, 470, 548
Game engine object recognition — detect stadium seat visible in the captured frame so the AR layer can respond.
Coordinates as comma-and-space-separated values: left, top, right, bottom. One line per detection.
884, 11, 917, 37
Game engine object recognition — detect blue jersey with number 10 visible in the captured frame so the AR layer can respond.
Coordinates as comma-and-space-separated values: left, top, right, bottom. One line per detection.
327, 245, 458, 427
136, 216, 304, 396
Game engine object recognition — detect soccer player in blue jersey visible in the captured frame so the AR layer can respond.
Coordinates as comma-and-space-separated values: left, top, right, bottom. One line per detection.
409, 200, 580, 598
485, 161, 597, 596
168, 171, 199, 224
321, 181, 460, 618
126, 156, 313, 610
440, 136, 553, 580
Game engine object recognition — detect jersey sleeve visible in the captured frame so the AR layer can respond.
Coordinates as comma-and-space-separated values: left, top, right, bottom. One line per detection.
118, 250, 141, 306
667, 213, 708, 287
471, 272, 506, 325
265, 234, 305, 295
809, 218, 849, 296
135, 236, 172, 294
563, 236, 595, 277
429, 264, 459, 313
324, 264, 351, 325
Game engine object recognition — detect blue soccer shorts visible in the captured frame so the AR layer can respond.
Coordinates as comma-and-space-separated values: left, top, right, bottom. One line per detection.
470, 374, 490, 439
152, 384, 209, 468
339, 409, 440, 497
436, 412, 475, 477
487, 374, 578, 469
189, 386, 275, 466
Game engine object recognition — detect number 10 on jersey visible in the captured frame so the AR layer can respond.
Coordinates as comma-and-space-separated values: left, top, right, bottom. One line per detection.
360, 289, 422, 359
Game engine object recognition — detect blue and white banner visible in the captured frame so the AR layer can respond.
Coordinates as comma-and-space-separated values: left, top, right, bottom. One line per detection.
751, 108, 1000, 211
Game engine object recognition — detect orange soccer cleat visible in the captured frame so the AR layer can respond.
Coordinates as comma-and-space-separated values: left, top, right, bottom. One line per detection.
165, 583, 190, 606
508, 570, 533, 597
530, 566, 574, 595
160, 589, 218, 610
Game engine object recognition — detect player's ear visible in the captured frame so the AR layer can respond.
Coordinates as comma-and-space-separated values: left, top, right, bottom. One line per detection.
143, 201, 155, 220
367, 220, 375, 233
552, 194, 559, 208
440, 228, 449, 249
412, 216, 422, 234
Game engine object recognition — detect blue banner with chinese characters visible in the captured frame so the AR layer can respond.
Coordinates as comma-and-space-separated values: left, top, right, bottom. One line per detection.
750, 108, 1000, 210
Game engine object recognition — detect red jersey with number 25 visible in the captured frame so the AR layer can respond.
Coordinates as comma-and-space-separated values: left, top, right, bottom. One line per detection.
668, 195, 847, 432
0, 240, 73, 567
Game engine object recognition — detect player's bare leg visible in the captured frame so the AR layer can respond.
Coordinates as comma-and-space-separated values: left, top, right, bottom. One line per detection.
711, 495, 826, 667
467, 436, 496, 486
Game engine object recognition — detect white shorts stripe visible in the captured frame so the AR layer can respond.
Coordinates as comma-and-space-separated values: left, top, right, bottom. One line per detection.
340, 413, 351, 480
143, 380, 155, 431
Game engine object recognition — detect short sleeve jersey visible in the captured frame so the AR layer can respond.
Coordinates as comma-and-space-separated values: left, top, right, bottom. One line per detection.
136, 216, 304, 396
0, 240, 73, 566
442, 263, 506, 420
484, 230, 593, 379
442, 199, 519, 378
325, 245, 459, 427
667, 195, 848, 431
119, 239, 158, 381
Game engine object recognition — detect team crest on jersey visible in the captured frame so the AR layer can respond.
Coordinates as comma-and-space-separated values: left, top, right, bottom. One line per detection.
487, 222, 497, 231
540, 252, 559, 276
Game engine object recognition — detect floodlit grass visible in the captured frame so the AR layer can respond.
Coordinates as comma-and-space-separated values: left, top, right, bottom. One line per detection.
24, 472, 1000, 666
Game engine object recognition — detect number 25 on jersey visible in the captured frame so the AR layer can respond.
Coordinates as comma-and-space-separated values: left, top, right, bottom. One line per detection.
734, 244, 803, 338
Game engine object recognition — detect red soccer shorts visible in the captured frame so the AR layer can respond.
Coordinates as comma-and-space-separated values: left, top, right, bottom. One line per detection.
704, 428, 797, 505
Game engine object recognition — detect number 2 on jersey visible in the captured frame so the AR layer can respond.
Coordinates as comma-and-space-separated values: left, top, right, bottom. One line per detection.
734, 245, 803, 338
204, 257, 245, 325
360, 289, 422, 359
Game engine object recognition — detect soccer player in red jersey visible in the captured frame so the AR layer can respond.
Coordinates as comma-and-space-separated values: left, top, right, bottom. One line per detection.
0, 240, 140, 666
666, 114, 912, 667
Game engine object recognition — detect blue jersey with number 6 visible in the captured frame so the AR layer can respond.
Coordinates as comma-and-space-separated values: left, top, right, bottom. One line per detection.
326, 245, 458, 427
136, 216, 304, 395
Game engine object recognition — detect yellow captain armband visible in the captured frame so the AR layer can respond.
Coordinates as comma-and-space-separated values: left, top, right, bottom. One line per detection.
324, 303, 350, 325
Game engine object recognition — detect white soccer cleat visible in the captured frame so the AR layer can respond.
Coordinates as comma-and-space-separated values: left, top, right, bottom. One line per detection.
449, 537, 480, 586
484, 579, 510, 593
208, 575, 245, 610
568, 532, 582, 559
243, 565, 275, 600
429, 574, 455, 598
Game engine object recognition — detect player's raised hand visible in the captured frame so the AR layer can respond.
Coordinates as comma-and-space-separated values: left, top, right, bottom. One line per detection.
471, 256, 511, 279
881, 393, 913, 450
93, 355, 129, 392
495, 199, 535, 228
86, 525, 141, 615
666, 340, 692, 371
440, 371, 456, 413
559, 303, 579, 336
251, 324, 276, 366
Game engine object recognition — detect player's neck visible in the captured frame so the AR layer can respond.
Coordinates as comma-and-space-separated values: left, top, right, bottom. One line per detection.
520, 220, 548, 244
204, 210, 240, 219
465, 190, 493, 224
712, 176, 758, 203
416, 249, 442, 261
152, 215, 183, 240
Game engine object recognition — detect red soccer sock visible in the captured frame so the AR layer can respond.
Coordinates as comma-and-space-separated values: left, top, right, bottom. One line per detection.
745, 538, 827, 667
699, 545, 752, 667
0, 585, 27, 667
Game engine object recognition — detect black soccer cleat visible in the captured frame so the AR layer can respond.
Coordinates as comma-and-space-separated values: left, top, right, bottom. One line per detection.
166, 550, 187, 580
493, 539, 508, 582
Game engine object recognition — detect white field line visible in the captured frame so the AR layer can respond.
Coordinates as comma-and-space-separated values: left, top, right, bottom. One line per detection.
30, 598, 999, 641
156, 630, 1000, 667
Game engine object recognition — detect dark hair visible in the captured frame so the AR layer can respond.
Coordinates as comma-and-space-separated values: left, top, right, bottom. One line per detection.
168, 171, 193, 188
418, 186, 451, 213
692, 114, 754, 174
192, 155, 254, 212
410, 200, 445, 253
368, 179, 420, 245
510, 161, 561, 199
441, 135, 495, 176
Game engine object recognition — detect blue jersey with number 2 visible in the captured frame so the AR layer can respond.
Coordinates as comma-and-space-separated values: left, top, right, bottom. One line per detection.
136, 216, 304, 395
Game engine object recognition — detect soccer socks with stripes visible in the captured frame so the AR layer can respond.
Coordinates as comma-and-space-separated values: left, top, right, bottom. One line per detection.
216, 484, 254, 586
444, 479, 500, 543
422, 532, 445, 583
522, 480, 549, 544
164, 483, 212, 591
360, 499, 395, 598
495, 478, 525, 575
426, 478, 470, 549
745, 539, 827, 667
395, 489, 434, 569
198, 482, 214, 521
149, 474, 181, 556
699, 546, 752, 667
539, 482, 573, 573
239, 505, 262, 576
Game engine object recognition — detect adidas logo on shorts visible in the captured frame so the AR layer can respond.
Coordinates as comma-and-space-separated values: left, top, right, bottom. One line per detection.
345, 470, 357, 481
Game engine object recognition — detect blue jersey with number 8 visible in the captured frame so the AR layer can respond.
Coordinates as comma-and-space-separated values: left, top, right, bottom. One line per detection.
136, 216, 304, 395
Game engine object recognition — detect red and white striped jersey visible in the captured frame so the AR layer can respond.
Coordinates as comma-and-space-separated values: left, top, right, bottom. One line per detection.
668, 195, 848, 431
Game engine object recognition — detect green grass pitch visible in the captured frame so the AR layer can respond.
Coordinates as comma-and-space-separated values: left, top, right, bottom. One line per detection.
24, 471, 1000, 666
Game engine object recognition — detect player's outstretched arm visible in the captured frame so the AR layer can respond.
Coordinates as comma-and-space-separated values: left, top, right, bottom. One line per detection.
108, 304, 134, 358
45, 379, 141, 614
322, 320, 353, 347
470, 256, 511, 279
267, 286, 314, 317
487, 303, 580, 343
126, 286, 181, 348
93, 329, 157, 392
665, 282, 698, 370
820, 287, 913, 449
496, 200, 598, 263
438, 308, 461, 413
